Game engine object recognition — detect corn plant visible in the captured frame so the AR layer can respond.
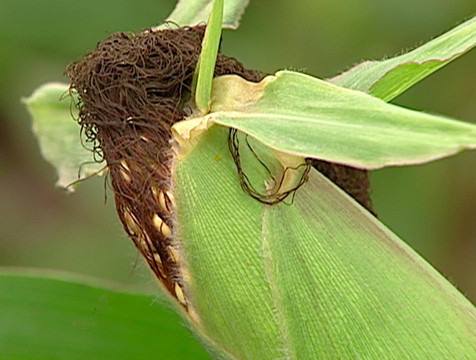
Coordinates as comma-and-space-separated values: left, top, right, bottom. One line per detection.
10, 0, 476, 358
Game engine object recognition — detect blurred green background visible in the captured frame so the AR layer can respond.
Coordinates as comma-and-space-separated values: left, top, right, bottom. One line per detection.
0, 0, 475, 301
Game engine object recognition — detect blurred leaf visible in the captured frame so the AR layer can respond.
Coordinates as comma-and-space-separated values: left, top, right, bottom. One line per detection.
23, 83, 103, 191
330, 16, 476, 101
183, 71, 476, 170
173, 125, 476, 359
165, 0, 249, 29
193, 0, 223, 114
0, 269, 211, 359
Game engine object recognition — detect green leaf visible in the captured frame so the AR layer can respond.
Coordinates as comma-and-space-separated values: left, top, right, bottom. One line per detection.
165, 0, 249, 29
172, 125, 476, 359
23, 83, 103, 191
194, 0, 224, 114
330, 16, 476, 101
189, 70, 476, 169
0, 269, 211, 359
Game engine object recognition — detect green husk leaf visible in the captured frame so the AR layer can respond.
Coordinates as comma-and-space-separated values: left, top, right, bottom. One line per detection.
174, 126, 293, 359
164, 0, 249, 29
23, 83, 103, 191
262, 169, 476, 358
0, 269, 211, 359
193, 0, 224, 114
172, 124, 476, 359
196, 70, 476, 169
330, 16, 476, 101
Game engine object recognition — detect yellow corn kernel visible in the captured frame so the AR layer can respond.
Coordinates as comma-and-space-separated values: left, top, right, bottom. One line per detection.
174, 282, 186, 305
152, 214, 172, 238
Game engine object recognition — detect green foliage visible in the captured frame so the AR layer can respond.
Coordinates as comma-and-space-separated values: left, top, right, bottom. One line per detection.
165, 0, 249, 29
331, 17, 476, 101
193, 0, 224, 114
200, 70, 476, 169
23, 83, 103, 190
0, 270, 211, 359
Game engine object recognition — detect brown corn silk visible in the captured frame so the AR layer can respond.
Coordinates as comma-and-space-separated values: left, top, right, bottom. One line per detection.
66, 26, 372, 307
